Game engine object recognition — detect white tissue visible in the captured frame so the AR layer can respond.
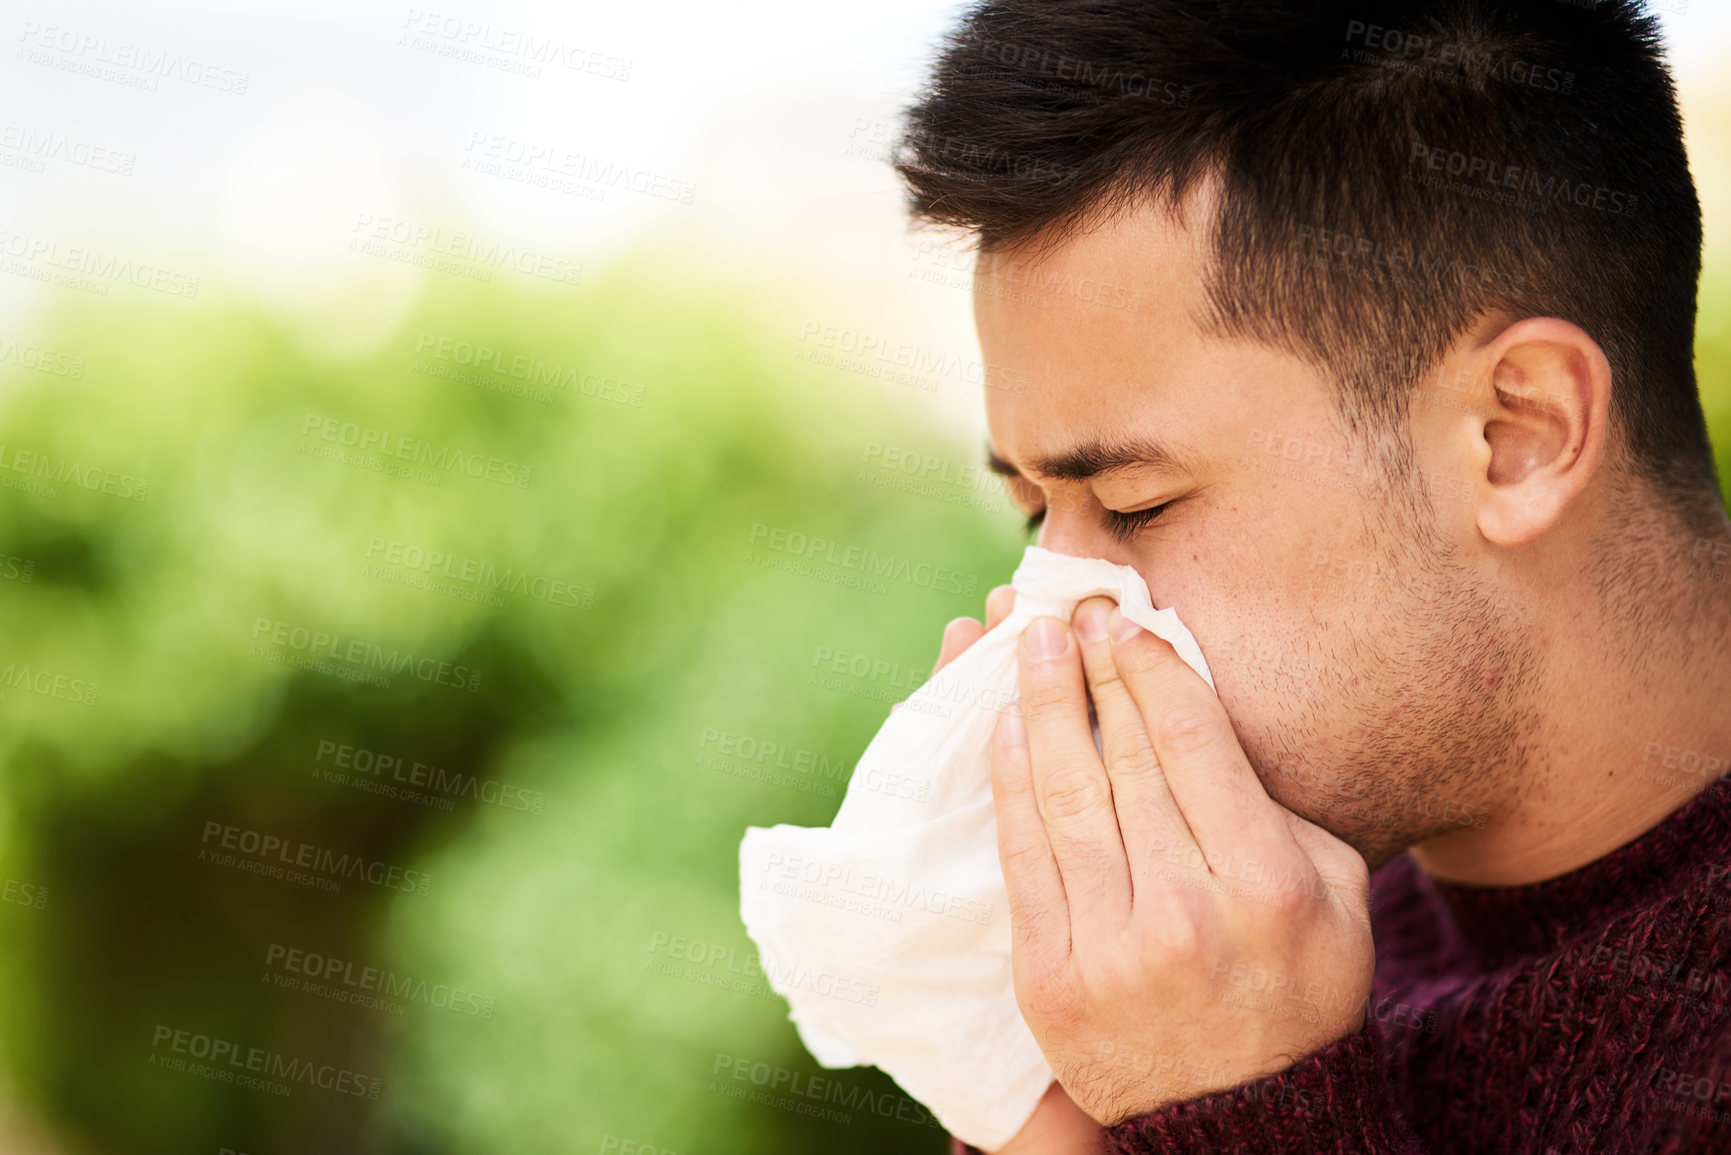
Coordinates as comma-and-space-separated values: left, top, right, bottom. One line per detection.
737, 545, 1216, 1150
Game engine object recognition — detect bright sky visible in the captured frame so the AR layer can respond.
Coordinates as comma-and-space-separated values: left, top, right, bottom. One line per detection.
1, 1, 1726, 430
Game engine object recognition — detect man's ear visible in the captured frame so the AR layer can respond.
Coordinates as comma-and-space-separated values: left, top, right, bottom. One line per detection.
1468, 317, 1612, 548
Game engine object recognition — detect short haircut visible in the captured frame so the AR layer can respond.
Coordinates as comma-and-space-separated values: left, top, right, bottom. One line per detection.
895, 0, 1718, 513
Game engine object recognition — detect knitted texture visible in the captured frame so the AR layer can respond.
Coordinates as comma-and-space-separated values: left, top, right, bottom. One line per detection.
951, 775, 1731, 1153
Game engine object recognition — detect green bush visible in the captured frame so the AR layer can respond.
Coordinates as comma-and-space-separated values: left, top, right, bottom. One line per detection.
0, 267, 1017, 1154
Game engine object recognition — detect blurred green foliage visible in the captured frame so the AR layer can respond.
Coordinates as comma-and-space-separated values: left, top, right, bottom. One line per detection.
0, 267, 1022, 1154
0, 260, 1725, 1155
1702, 272, 1731, 487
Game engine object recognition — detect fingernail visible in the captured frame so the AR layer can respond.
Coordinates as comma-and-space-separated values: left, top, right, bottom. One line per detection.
1000, 706, 1026, 746
1109, 607, 1142, 644
1024, 616, 1069, 661
1074, 602, 1110, 642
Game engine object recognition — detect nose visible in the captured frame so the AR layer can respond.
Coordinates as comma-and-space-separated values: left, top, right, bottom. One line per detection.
1033, 492, 1142, 568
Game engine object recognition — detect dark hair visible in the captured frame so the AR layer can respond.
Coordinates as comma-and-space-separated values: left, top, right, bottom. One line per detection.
895, 0, 1717, 512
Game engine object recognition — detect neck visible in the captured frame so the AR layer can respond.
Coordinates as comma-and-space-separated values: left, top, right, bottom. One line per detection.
1409, 500, 1731, 888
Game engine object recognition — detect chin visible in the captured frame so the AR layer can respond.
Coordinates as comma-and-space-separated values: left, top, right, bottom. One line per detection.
1248, 764, 1417, 870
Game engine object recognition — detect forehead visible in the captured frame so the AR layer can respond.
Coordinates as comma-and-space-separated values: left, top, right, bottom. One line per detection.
972, 195, 1218, 469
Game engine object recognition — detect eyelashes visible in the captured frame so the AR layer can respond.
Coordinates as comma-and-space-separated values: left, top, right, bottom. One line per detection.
1021, 502, 1173, 544
1102, 502, 1173, 544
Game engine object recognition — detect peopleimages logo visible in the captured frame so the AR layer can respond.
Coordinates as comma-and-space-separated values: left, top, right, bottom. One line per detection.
300, 413, 533, 488
0, 227, 200, 298
249, 617, 482, 692
2, 878, 47, 909
0, 124, 135, 176
363, 536, 593, 610
412, 333, 642, 406
399, 9, 633, 81
0, 441, 148, 501
16, 22, 252, 94
1344, 19, 1575, 94
1407, 140, 1639, 216
0, 661, 99, 706
199, 821, 432, 895
710, 1054, 947, 1130
264, 943, 495, 1018
0, 333, 86, 377
314, 738, 545, 814
148, 1025, 380, 1098
746, 523, 979, 597
796, 322, 1031, 393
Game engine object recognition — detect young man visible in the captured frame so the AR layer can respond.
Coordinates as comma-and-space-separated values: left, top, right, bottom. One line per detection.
894, 1, 1731, 1151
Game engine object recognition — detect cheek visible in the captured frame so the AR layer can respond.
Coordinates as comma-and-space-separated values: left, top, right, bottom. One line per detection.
1167, 477, 1398, 640
1137, 507, 1320, 657
1134, 509, 1380, 728
1134, 540, 1280, 716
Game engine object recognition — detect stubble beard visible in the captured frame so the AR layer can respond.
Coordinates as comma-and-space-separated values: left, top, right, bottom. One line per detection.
1245, 496, 1543, 871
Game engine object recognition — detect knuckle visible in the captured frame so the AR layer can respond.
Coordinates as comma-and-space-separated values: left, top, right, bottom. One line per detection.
1087, 948, 1152, 998
1323, 847, 1371, 892
1155, 704, 1228, 756
1019, 681, 1073, 722
1314, 861, 1373, 917
989, 754, 1034, 799
1041, 765, 1112, 820
1146, 912, 1206, 968
1115, 632, 1170, 677
1104, 739, 1163, 784
1083, 653, 1127, 692
1258, 875, 1310, 917
1000, 846, 1057, 898
1021, 972, 1082, 1028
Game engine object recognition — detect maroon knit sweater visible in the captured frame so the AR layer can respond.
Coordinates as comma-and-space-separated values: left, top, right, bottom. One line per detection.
952, 774, 1731, 1153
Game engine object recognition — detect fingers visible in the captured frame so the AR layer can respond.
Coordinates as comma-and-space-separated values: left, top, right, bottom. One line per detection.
898, 586, 1011, 715
935, 587, 1014, 679
934, 616, 986, 676
1017, 616, 1133, 936
991, 706, 1069, 971
1069, 597, 1198, 900
1106, 607, 1302, 870
895, 615, 984, 715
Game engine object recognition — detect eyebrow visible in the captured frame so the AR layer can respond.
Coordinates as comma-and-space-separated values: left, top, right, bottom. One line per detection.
983, 434, 1189, 483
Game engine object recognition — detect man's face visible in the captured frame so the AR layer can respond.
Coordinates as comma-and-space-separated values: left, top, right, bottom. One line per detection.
974, 195, 1537, 867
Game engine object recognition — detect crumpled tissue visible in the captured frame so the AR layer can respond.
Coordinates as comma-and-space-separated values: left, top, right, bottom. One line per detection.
738, 545, 1217, 1149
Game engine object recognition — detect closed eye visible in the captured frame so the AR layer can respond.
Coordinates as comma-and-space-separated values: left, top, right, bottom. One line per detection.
1102, 502, 1172, 545
1021, 501, 1173, 543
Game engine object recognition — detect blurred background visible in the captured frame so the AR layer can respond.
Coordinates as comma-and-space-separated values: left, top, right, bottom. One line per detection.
0, 2, 1726, 1153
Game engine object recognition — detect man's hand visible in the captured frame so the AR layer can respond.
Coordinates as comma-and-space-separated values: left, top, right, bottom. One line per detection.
990, 595, 1375, 1126
910, 587, 1105, 1154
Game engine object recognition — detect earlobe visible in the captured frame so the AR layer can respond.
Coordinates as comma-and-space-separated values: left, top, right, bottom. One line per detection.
1473, 319, 1611, 549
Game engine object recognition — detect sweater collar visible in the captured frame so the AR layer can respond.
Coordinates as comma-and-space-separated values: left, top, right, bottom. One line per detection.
1415, 774, 1731, 968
